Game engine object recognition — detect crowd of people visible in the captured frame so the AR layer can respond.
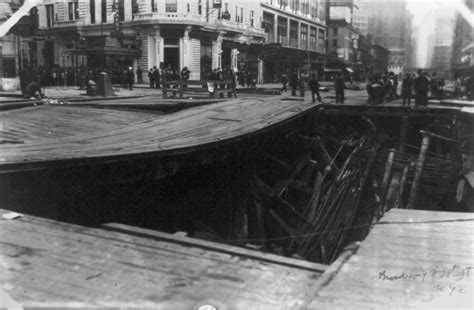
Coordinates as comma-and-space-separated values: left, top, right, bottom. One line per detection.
366, 70, 474, 106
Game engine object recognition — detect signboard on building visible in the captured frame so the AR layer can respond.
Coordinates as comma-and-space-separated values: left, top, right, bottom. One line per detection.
337, 48, 345, 59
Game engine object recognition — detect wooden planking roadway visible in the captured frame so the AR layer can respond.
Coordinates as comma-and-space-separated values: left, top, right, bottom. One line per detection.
0, 97, 318, 173
305, 209, 474, 309
0, 209, 326, 308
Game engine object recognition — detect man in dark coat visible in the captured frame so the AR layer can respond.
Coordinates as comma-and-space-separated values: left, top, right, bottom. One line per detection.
414, 69, 429, 106
148, 68, 154, 88
153, 67, 161, 88
401, 73, 413, 106
334, 73, 345, 104
290, 71, 298, 96
136, 66, 143, 84
126, 67, 134, 90
309, 74, 322, 103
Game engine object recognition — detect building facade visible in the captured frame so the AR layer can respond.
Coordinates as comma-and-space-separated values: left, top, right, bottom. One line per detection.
0, 0, 23, 90
260, 0, 327, 83
10, 0, 331, 85
451, 0, 474, 75
23, 0, 266, 83
366, 0, 412, 74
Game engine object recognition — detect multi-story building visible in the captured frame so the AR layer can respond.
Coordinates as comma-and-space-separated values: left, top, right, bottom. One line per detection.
451, 0, 474, 76
352, 1, 368, 36
260, 0, 327, 83
0, 0, 23, 90
13, 0, 329, 84
366, 0, 411, 74
22, 0, 266, 82
431, 8, 455, 76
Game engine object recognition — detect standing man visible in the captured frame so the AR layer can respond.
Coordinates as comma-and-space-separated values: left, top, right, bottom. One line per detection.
334, 72, 345, 104
290, 71, 298, 96
126, 67, 134, 90
401, 73, 413, 106
414, 69, 429, 106
280, 72, 288, 93
430, 72, 439, 98
153, 66, 161, 89
148, 68, 154, 88
136, 66, 143, 84
309, 74, 322, 103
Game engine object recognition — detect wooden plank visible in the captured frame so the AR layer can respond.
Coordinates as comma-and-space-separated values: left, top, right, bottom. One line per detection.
102, 223, 326, 273
304, 209, 474, 309
0, 210, 325, 308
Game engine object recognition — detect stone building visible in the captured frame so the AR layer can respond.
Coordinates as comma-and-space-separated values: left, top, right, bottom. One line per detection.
260, 0, 327, 83
22, 0, 266, 82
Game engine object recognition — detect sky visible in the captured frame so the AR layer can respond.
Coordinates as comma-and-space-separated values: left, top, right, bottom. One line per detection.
406, 0, 462, 67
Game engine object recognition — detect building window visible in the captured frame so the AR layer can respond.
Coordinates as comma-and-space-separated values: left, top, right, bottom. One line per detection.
118, 0, 125, 21
132, 0, 139, 15
68, 2, 79, 21
240, 7, 243, 23
165, 0, 177, 12
301, 24, 308, 49
235, 6, 238, 22
152, 0, 157, 12
198, 0, 201, 14
289, 20, 298, 48
45, 4, 54, 27
332, 38, 337, 48
318, 29, 325, 52
101, 0, 107, 22
89, 0, 95, 24
333, 28, 337, 36
250, 10, 254, 27
310, 26, 317, 50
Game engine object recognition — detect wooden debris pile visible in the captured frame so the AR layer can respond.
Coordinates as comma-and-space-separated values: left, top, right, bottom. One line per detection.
245, 119, 382, 264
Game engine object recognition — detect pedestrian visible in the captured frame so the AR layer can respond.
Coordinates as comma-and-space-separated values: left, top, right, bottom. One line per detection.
467, 74, 474, 101
309, 74, 322, 103
126, 67, 134, 90
290, 71, 298, 96
334, 72, 345, 104
430, 72, 439, 98
153, 67, 161, 88
148, 68, 154, 88
280, 72, 288, 93
24, 81, 44, 99
299, 73, 306, 97
136, 66, 143, 84
401, 73, 413, 106
414, 69, 429, 106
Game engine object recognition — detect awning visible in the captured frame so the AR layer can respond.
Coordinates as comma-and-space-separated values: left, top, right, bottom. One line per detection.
73, 47, 141, 57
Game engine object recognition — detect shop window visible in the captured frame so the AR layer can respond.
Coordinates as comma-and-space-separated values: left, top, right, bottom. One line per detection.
2, 58, 16, 78
165, 0, 177, 12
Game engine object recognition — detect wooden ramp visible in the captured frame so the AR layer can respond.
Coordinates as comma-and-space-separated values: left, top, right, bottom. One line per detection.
0, 97, 318, 173
306, 209, 474, 309
0, 209, 326, 308
0, 105, 160, 143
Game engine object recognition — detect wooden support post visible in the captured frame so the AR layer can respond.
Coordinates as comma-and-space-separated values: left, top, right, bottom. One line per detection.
399, 116, 408, 152
178, 80, 184, 98
407, 132, 431, 209
398, 165, 409, 209
383, 172, 401, 212
379, 149, 395, 214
